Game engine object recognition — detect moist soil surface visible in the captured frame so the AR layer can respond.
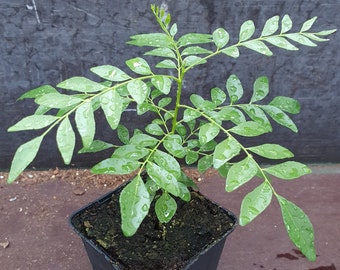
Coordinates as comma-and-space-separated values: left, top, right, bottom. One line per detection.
71, 184, 236, 270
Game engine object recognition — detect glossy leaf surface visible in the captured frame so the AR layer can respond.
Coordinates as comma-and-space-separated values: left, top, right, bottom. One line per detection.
155, 192, 177, 223
57, 77, 106, 93
8, 115, 58, 132
91, 65, 131, 82
56, 117, 75, 164
264, 161, 311, 180
120, 176, 150, 236
213, 137, 241, 169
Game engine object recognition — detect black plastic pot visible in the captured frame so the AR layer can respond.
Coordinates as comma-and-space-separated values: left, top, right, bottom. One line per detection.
70, 183, 237, 270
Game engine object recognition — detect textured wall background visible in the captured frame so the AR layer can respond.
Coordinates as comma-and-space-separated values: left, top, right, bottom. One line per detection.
1, 0, 339, 169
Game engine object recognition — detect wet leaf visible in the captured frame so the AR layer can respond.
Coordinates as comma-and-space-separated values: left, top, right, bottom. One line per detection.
240, 105, 271, 128
178, 33, 212, 47
198, 155, 213, 173
156, 59, 177, 69
239, 20, 255, 42
183, 56, 206, 67
213, 137, 240, 169
221, 46, 239, 58
127, 79, 149, 104
57, 77, 106, 93
130, 133, 158, 148
181, 46, 213, 56
126, 57, 152, 75
100, 90, 123, 130
145, 47, 176, 58
57, 117, 75, 164
229, 121, 270, 137
269, 96, 300, 114
78, 140, 113, 153
226, 157, 258, 191
211, 87, 226, 106
261, 16, 279, 36
91, 157, 140, 174
8, 115, 58, 132
163, 135, 186, 158
240, 181, 272, 225
247, 144, 294, 159
251, 76, 269, 103
146, 162, 180, 197
281, 15, 293, 34
242, 40, 273, 56
113, 145, 149, 160
226, 74, 243, 104
145, 123, 164, 136
127, 33, 173, 48
151, 75, 172, 95
262, 105, 298, 132
75, 101, 95, 148
117, 124, 129, 144
277, 195, 316, 261
154, 150, 181, 178
300, 17, 317, 32
285, 33, 317, 47
91, 65, 131, 82
264, 161, 311, 180
8, 136, 43, 183
35, 93, 83, 109
265, 36, 298, 51
217, 107, 246, 125
120, 176, 150, 237
18, 85, 57, 100
199, 123, 220, 144
213, 28, 229, 48
155, 192, 177, 223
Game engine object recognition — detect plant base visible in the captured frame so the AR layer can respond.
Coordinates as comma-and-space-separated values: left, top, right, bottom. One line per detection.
70, 183, 237, 270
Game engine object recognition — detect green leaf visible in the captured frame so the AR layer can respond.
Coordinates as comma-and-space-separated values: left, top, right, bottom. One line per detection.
90, 65, 131, 82
198, 155, 213, 173
35, 93, 83, 109
226, 74, 243, 104
247, 144, 294, 159
199, 123, 220, 144
100, 90, 123, 130
240, 181, 273, 225
156, 59, 177, 69
75, 101, 95, 148
155, 192, 177, 223
217, 107, 246, 125
314, 29, 337, 36
145, 123, 164, 136
213, 28, 230, 48
264, 36, 299, 51
130, 133, 158, 147
126, 57, 153, 75
281, 15, 293, 34
285, 33, 317, 47
242, 40, 273, 56
178, 33, 212, 47
127, 79, 149, 104
213, 137, 241, 169
181, 46, 213, 56
183, 108, 201, 122
217, 163, 232, 178
56, 117, 75, 164
277, 195, 316, 261
251, 76, 269, 103
177, 182, 191, 202
170, 23, 178, 37
221, 46, 240, 58
146, 162, 180, 196
239, 105, 271, 128
127, 33, 173, 48
8, 136, 43, 183
262, 105, 298, 132
264, 161, 311, 180
163, 134, 186, 158
261, 16, 279, 36
301, 17, 317, 32
183, 56, 207, 67
154, 150, 181, 178
229, 121, 270, 137
57, 77, 106, 93
145, 47, 176, 59
185, 151, 199, 165
120, 176, 150, 237
78, 140, 113, 153
91, 157, 140, 174
226, 157, 258, 192
117, 124, 130, 144
18, 85, 57, 100
269, 96, 300, 114
8, 115, 58, 132
151, 75, 172, 95
239, 20, 255, 42
211, 87, 226, 106
113, 145, 149, 160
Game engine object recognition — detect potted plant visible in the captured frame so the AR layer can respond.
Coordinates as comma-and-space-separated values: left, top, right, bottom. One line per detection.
7, 4, 336, 270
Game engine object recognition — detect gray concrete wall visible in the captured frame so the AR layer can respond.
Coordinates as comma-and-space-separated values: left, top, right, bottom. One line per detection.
1, 0, 339, 169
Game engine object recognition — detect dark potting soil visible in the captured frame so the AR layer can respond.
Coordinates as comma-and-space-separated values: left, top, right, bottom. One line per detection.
72, 189, 236, 270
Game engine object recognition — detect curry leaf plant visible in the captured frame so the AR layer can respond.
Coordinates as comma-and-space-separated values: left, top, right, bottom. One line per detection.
7, 5, 336, 261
